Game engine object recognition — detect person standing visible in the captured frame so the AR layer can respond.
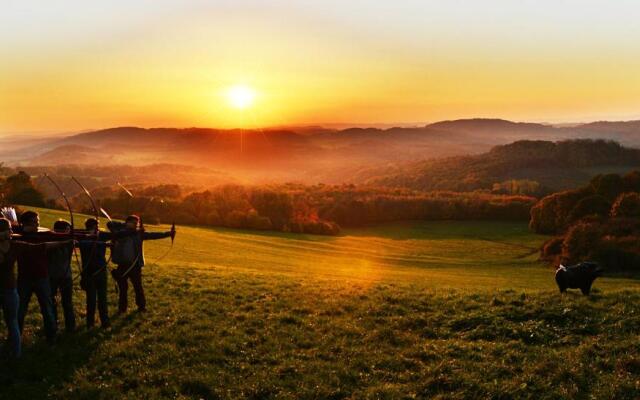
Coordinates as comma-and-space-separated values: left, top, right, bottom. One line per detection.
1, 217, 72, 355
16, 211, 75, 344
0, 218, 21, 358
48, 220, 76, 332
110, 215, 175, 314
78, 218, 111, 329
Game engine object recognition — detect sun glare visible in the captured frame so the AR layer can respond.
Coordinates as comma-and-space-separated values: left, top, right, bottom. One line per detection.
226, 85, 256, 110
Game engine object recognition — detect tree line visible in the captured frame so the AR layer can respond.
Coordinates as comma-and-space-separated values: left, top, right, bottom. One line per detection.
531, 170, 640, 272
97, 184, 535, 235
365, 139, 640, 195
1, 172, 536, 236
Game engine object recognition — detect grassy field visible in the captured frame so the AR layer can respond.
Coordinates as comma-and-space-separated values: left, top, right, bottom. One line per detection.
1, 207, 640, 399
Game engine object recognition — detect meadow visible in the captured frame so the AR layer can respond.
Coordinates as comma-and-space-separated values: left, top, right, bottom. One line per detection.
1, 207, 639, 399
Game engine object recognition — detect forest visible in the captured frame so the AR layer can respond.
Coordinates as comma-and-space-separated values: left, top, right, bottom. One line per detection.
531, 170, 640, 272
361, 139, 640, 195
0, 170, 534, 236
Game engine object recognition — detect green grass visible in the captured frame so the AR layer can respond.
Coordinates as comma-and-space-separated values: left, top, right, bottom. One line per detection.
2, 207, 640, 399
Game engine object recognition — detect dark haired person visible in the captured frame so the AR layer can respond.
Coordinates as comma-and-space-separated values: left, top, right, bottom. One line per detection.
0, 217, 21, 357
48, 220, 76, 332
110, 215, 175, 314
78, 218, 112, 329
0, 217, 72, 355
16, 211, 79, 343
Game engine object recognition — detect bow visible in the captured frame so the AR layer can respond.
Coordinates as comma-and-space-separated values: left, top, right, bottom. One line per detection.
42, 174, 81, 268
116, 183, 141, 279
151, 197, 175, 263
71, 176, 105, 222
152, 221, 176, 263
116, 183, 175, 267
70, 176, 111, 282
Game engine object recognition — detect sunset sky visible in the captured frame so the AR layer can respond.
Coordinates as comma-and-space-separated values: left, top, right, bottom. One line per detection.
2, 0, 640, 135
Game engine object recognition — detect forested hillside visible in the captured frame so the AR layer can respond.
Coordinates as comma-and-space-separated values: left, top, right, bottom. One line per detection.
363, 139, 640, 195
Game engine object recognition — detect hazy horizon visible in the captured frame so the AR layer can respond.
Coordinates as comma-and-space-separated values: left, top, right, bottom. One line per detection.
4, 115, 640, 139
3, 1, 640, 135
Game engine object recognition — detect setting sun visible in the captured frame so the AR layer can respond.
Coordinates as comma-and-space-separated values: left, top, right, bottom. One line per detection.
226, 85, 256, 110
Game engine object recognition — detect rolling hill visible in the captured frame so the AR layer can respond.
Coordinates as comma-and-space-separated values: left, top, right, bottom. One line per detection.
4, 118, 640, 185
4, 207, 640, 399
0, 119, 575, 163
360, 139, 640, 193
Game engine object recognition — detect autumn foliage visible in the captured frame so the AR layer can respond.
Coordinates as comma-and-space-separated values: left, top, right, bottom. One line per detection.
90, 184, 536, 235
534, 170, 640, 271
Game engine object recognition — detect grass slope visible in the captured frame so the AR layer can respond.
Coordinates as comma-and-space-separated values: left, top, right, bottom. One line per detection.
1, 207, 639, 399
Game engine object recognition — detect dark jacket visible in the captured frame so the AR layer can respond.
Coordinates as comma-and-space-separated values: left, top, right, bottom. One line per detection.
16, 231, 88, 280
2, 241, 48, 288
17, 232, 65, 280
137, 231, 172, 268
78, 231, 118, 274
113, 230, 171, 268
48, 244, 73, 281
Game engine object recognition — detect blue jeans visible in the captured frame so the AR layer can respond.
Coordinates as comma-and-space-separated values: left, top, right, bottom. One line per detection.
18, 278, 57, 342
2, 288, 21, 358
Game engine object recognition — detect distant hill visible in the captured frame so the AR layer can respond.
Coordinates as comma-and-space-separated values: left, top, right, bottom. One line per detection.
4, 118, 640, 184
426, 118, 556, 137
28, 144, 115, 165
428, 118, 548, 130
4, 125, 485, 183
560, 120, 640, 146
362, 139, 640, 194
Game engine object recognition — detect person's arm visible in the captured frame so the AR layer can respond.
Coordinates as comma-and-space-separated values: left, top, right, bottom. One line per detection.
72, 231, 97, 241
78, 233, 109, 246
110, 230, 138, 240
10, 240, 49, 254
96, 231, 114, 241
141, 231, 173, 241
44, 239, 75, 251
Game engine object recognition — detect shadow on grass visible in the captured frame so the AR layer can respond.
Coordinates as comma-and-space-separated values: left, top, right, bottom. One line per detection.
0, 312, 134, 399
342, 220, 540, 241
191, 220, 538, 243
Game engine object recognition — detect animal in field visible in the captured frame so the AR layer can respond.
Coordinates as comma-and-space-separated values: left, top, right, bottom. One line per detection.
555, 261, 603, 296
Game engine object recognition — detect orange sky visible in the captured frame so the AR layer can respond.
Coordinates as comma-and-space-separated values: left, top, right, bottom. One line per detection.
2, 1, 640, 135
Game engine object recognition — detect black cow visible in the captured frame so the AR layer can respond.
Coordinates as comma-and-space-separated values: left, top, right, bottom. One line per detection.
555, 262, 604, 296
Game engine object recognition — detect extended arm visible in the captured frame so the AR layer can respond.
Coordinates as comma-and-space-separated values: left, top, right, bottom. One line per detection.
44, 239, 75, 251
10, 240, 66, 253
142, 231, 173, 241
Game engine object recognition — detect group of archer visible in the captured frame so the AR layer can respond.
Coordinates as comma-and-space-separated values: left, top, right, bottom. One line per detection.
0, 207, 176, 359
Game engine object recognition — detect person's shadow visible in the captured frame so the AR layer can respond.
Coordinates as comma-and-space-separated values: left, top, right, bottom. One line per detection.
0, 312, 131, 400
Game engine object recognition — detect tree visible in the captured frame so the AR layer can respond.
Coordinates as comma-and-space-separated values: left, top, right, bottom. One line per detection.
529, 189, 587, 234
561, 221, 603, 265
249, 189, 293, 229
611, 192, 640, 218
591, 174, 624, 200
567, 195, 611, 223
3, 171, 45, 207
623, 170, 640, 192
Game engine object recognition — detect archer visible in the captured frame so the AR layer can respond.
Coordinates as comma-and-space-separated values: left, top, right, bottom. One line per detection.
109, 215, 176, 314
